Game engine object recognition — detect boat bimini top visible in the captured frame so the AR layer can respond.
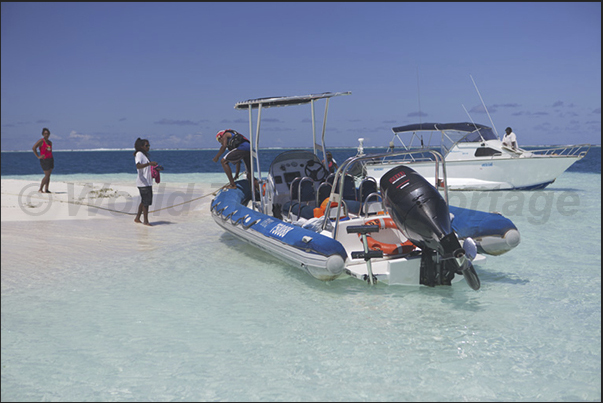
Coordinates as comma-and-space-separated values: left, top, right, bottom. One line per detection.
392, 122, 498, 142
235, 92, 351, 110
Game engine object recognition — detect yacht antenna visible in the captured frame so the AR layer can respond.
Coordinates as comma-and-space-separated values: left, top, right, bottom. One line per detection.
417, 67, 425, 146
470, 75, 499, 139
462, 104, 477, 127
417, 67, 423, 129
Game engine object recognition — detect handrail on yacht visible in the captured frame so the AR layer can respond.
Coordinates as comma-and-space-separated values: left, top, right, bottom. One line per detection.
322, 149, 448, 239
527, 144, 591, 157
384, 128, 591, 161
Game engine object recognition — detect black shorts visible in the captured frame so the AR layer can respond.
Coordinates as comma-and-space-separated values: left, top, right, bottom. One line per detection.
223, 149, 250, 173
40, 157, 54, 172
138, 186, 153, 206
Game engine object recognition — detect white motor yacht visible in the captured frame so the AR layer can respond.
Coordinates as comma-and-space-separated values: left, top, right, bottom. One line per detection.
363, 122, 590, 191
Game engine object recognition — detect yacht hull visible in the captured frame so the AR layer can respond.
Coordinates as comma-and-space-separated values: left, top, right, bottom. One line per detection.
365, 155, 580, 190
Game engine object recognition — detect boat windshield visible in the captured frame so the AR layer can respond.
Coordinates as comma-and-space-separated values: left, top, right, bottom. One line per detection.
441, 126, 498, 155
458, 126, 498, 143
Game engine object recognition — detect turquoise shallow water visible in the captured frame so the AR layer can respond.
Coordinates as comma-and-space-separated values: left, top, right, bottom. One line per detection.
1, 170, 601, 401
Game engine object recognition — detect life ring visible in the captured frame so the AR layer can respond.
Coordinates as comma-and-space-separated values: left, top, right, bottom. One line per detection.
361, 217, 416, 255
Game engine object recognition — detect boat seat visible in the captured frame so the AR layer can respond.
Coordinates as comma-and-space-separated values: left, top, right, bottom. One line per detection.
333, 174, 357, 201
286, 177, 302, 217
362, 192, 384, 216
295, 177, 316, 220
343, 200, 362, 215
283, 176, 317, 220
286, 203, 316, 220
316, 182, 332, 206
298, 177, 315, 203
322, 198, 361, 217
358, 177, 378, 202
325, 199, 348, 219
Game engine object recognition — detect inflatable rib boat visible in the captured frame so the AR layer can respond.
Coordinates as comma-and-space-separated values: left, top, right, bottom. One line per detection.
211, 92, 521, 289
211, 179, 347, 281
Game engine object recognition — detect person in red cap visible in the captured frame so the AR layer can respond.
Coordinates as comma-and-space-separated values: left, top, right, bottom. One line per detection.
212, 129, 252, 189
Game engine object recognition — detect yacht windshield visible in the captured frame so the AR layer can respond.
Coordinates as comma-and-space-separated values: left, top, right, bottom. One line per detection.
459, 126, 498, 142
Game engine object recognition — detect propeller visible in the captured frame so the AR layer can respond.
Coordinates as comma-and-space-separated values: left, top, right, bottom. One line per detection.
460, 237, 480, 290
463, 237, 477, 261
459, 259, 480, 290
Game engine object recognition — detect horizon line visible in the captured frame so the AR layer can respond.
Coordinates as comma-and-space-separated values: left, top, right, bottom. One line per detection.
2, 144, 600, 153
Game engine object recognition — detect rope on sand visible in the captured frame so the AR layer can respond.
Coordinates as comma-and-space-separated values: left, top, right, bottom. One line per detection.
145, 183, 229, 214
5, 183, 231, 216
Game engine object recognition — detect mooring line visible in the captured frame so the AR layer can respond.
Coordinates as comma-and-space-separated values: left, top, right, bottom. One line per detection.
4, 183, 231, 216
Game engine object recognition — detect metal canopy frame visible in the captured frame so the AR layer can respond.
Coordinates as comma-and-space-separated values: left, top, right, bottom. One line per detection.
387, 122, 498, 159
234, 92, 351, 211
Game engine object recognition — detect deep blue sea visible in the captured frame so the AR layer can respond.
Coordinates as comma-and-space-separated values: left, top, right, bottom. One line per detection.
2, 146, 600, 177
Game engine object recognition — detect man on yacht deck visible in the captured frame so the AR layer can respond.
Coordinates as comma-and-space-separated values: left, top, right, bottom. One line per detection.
502, 127, 518, 150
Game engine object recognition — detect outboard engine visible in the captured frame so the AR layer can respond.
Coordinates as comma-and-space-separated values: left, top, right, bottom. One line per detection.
380, 166, 480, 290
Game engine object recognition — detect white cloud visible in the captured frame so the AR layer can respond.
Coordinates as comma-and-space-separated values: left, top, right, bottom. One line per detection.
69, 130, 92, 141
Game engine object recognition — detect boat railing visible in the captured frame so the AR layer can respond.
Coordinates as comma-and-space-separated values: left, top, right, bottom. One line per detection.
323, 149, 448, 239
380, 132, 591, 161
522, 144, 591, 158
374, 149, 440, 164
380, 132, 434, 162
383, 130, 481, 160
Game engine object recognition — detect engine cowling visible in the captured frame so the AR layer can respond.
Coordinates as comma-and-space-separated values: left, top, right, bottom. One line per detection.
380, 165, 480, 290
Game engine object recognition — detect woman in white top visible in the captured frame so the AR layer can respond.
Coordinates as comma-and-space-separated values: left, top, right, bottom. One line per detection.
134, 138, 158, 226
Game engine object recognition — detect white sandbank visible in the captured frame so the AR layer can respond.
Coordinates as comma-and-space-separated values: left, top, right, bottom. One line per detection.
1, 178, 224, 290
1, 178, 220, 223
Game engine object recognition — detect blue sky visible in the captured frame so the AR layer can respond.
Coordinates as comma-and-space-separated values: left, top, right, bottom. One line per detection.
1, 2, 600, 151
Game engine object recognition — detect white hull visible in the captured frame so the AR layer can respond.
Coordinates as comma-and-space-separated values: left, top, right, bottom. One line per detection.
344, 254, 485, 284
366, 154, 580, 190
